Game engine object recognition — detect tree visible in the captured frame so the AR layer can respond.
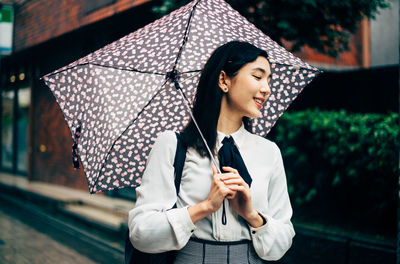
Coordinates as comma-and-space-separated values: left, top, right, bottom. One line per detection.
152, 0, 391, 57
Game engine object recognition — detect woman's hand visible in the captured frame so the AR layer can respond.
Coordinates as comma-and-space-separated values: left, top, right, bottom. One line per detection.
221, 166, 265, 228
188, 165, 236, 224
207, 165, 237, 212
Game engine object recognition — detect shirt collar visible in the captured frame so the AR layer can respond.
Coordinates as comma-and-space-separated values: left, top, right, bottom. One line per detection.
216, 122, 246, 151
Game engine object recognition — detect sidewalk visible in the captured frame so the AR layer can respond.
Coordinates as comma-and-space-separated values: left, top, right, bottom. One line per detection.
0, 172, 134, 237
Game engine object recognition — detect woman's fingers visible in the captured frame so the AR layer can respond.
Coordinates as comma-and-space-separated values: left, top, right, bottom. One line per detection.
220, 173, 240, 180
222, 166, 238, 174
222, 178, 244, 185
228, 185, 250, 200
227, 185, 246, 192
224, 187, 237, 197
212, 166, 240, 179
211, 165, 244, 199
221, 176, 249, 189
212, 172, 237, 194
226, 191, 237, 199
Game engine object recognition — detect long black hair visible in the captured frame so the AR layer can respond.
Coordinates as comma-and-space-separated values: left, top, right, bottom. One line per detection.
181, 41, 269, 158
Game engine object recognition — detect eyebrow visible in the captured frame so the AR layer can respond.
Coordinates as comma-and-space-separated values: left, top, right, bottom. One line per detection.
251, 67, 271, 77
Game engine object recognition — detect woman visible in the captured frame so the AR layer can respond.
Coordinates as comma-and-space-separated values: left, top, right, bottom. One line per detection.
128, 41, 295, 263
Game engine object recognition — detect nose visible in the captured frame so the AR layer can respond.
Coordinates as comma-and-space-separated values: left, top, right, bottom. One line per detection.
260, 81, 271, 97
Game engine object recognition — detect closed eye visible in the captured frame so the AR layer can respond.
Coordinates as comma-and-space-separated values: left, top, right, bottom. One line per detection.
253, 75, 261, 80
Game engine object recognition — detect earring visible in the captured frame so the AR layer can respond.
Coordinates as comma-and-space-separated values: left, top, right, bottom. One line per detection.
224, 87, 228, 92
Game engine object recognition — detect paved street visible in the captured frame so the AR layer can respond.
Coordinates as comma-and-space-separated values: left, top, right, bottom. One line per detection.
0, 207, 97, 264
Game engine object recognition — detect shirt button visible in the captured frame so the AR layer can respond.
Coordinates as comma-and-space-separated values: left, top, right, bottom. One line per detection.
191, 230, 194, 233
252, 231, 256, 234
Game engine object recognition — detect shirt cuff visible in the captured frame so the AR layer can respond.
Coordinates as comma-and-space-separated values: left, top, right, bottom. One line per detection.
165, 206, 197, 242
249, 212, 270, 236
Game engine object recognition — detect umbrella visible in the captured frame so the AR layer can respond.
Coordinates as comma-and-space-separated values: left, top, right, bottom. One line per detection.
42, 0, 321, 194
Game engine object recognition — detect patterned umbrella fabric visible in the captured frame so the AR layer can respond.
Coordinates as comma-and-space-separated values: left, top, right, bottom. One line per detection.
42, 0, 321, 193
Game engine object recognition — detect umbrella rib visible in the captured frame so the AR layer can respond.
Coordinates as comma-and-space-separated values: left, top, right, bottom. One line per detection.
171, 0, 202, 70
43, 62, 166, 78
272, 62, 322, 73
94, 78, 171, 189
88, 63, 166, 76
180, 70, 201, 74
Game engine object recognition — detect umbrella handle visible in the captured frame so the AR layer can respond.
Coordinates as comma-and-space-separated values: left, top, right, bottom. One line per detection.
175, 82, 221, 174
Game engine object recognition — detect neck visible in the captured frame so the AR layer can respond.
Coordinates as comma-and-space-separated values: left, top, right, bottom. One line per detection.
217, 97, 243, 135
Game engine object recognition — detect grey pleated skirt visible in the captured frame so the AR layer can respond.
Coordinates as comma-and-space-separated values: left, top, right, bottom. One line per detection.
173, 237, 266, 264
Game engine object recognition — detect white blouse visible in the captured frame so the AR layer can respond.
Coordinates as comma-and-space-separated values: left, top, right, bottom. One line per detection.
128, 123, 295, 261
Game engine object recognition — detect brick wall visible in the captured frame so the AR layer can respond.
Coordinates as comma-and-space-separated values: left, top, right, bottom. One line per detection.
32, 79, 89, 191
13, 0, 370, 69
287, 19, 370, 69
13, 0, 152, 53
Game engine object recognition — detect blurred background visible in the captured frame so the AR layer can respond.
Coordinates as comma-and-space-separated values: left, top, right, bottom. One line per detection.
0, 0, 398, 263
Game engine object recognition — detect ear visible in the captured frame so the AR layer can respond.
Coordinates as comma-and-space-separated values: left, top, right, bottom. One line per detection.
218, 70, 230, 93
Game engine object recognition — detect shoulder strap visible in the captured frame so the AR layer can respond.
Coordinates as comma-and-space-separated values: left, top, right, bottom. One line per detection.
173, 132, 187, 196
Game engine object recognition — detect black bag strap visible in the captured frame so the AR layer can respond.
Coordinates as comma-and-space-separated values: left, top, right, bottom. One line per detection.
173, 132, 187, 196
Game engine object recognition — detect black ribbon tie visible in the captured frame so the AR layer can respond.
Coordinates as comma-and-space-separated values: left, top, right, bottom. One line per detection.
218, 136, 252, 225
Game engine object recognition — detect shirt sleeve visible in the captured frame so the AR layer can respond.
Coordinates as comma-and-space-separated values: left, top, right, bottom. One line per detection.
249, 142, 296, 261
128, 131, 196, 253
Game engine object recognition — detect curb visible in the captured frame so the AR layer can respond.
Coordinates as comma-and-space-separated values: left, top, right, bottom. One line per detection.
0, 180, 128, 240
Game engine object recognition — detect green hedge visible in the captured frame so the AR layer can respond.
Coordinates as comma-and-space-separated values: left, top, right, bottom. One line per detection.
268, 109, 399, 239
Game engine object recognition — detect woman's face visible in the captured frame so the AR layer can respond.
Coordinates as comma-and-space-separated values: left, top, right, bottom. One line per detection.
220, 56, 271, 119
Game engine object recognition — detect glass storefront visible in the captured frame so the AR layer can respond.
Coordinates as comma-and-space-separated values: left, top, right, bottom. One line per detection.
17, 86, 30, 172
1, 72, 30, 175
1, 87, 14, 170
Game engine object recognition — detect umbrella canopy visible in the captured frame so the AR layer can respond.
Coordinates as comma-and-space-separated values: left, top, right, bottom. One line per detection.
42, 0, 320, 193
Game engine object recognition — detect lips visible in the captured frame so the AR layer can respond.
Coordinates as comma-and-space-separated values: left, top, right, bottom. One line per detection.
254, 97, 265, 108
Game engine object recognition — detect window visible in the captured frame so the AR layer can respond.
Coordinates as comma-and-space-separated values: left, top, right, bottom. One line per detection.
1, 86, 14, 170
17, 86, 30, 172
1, 70, 30, 175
